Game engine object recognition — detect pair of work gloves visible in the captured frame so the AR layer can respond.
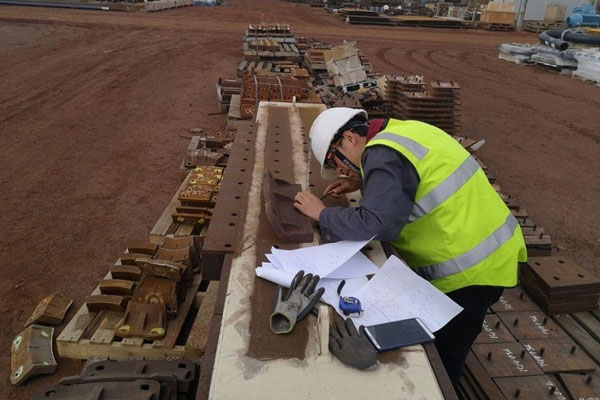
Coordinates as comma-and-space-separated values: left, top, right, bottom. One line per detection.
270, 270, 377, 370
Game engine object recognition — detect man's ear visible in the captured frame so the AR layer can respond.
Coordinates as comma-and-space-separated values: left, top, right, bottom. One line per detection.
343, 130, 357, 145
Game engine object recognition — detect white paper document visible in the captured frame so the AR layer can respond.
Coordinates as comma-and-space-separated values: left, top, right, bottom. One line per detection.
268, 238, 374, 278
255, 240, 462, 333
349, 256, 463, 332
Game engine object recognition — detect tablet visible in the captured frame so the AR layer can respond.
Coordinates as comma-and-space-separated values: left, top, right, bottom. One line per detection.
363, 318, 435, 352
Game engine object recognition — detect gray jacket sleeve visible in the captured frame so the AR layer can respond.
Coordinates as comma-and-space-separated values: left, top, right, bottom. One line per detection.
319, 145, 419, 243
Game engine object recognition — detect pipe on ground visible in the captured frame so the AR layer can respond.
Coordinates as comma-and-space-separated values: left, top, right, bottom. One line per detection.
539, 29, 600, 51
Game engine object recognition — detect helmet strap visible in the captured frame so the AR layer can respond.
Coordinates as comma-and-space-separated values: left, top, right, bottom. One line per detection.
331, 148, 361, 176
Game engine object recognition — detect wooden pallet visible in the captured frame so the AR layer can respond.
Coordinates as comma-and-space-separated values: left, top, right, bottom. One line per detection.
149, 170, 196, 245
57, 270, 218, 360
523, 21, 566, 33
480, 22, 515, 32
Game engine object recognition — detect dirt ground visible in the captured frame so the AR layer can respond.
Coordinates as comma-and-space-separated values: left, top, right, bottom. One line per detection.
1, 0, 599, 397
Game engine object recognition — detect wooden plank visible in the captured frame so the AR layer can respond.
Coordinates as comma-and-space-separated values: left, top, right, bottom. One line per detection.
572, 312, 600, 342
174, 224, 194, 237
153, 274, 203, 349
149, 171, 193, 245
186, 281, 219, 352
195, 314, 222, 400
89, 311, 122, 345
553, 314, 600, 365
57, 338, 199, 361
121, 338, 144, 347
193, 292, 206, 309
423, 342, 458, 399
57, 272, 110, 345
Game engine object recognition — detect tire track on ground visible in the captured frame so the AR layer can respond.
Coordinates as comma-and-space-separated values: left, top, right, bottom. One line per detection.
373, 47, 411, 74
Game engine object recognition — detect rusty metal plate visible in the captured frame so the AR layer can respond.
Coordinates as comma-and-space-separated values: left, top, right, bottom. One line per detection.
132, 276, 178, 315
114, 301, 167, 339
99, 279, 136, 296
81, 359, 198, 393
127, 243, 159, 256
86, 295, 128, 312
110, 265, 142, 281
178, 186, 213, 205
178, 167, 223, 206
524, 233, 553, 257
120, 252, 151, 266
525, 256, 600, 293
263, 170, 314, 243
521, 270, 600, 304
521, 260, 600, 315
497, 311, 566, 340
475, 314, 517, 344
491, 287, 541, 312
24, 292, 73, 327
521, 337, 597, 373
190, 166, 223, 183
558, 371, 600, 399
202, 123, 256, 257
59, 374, 177, 400
33, 380, 161, 400
472, 343, 544, 377
494, 375, 569, 400
11, 325, 56, 385
136, 259, 187, 282
521, 270, 599, 314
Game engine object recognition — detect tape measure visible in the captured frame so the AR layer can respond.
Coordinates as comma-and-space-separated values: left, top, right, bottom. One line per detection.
337, 280, 362, 316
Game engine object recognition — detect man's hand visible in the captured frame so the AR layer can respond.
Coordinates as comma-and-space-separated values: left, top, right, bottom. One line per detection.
294, 191, 326, 221
323, 177, 362, 198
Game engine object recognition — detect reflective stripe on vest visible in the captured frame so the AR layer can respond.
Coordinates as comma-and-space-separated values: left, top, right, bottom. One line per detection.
373, 133, 429, 160
409, 156, 481, 222
413, 214, 519, 281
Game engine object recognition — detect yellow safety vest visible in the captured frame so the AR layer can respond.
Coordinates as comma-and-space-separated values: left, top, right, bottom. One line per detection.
362, 119, 527, 293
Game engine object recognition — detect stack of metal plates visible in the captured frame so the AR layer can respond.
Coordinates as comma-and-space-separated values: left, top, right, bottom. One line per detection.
520, 256, 600, 314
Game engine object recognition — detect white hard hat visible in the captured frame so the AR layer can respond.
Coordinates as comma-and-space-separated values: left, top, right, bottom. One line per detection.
309, 107, 368, 179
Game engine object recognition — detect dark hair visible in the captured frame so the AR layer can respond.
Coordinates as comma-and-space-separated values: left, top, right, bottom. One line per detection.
335, 115, 368, 141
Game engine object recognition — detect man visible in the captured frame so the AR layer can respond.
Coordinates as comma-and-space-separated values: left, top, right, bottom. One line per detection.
293, 107, 527, 385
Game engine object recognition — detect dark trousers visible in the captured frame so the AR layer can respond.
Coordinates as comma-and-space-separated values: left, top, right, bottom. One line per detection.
434, 285, 504, 386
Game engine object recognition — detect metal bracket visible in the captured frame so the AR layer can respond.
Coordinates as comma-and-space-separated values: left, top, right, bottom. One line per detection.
11, 325, 56, 385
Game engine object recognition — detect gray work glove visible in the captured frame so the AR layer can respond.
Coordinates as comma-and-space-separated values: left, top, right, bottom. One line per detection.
270, 270, 325, 334
330, 317, 377, 370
